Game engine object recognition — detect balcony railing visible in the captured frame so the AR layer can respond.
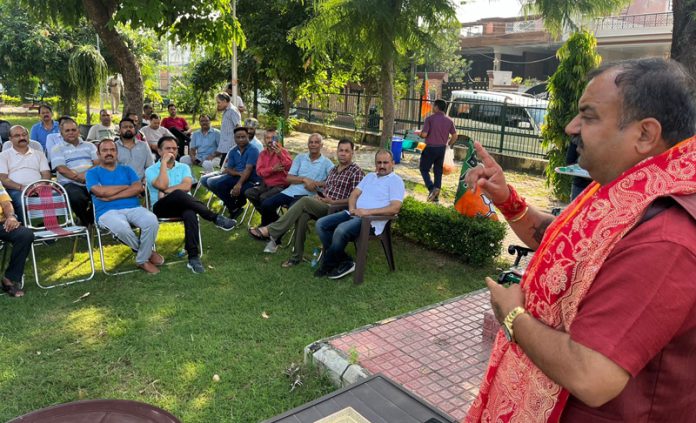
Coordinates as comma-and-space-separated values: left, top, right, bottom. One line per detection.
593, 12, 673, 30
460, 19, 544, 38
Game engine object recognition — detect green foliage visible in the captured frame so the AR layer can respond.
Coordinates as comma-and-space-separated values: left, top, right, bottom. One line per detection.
0, 94, 21, 105
395, 197, 506, 266
69, 45, 107, 125
524, 0, 631, 35
541, 31, 601, 202
417, 22, 471, 81
169, 78, 218, 117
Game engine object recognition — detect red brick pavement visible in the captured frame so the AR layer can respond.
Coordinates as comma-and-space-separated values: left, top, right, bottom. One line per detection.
328, 290, 497, 422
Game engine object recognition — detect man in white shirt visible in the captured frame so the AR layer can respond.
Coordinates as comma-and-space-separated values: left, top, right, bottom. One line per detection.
314, 149, 405, 280
0, 125, 51, 222
86, 109, 117, 142
140, 113, 174, 153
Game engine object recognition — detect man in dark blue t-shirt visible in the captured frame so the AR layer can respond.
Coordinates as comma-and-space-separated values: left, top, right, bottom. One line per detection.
86, 139, 162, 274
204, 126, 260, 218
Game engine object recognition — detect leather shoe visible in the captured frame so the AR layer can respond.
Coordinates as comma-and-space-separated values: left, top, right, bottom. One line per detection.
138, 262, 160, 274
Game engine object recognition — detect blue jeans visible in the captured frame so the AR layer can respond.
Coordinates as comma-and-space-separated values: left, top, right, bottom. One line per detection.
315, 211, 362, 269
7, 189, 23, 223
206, 174, 256, 212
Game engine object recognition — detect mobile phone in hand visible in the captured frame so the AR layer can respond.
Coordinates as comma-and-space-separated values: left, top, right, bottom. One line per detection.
316, 188, 326, 198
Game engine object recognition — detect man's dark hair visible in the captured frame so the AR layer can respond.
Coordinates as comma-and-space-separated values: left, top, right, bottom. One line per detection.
337, 137, 355, 150
59, 116, 76, 127
226, 82, 233, 90
217, 92, 231, 103
119, 118, 135, 128
199, 114, 211, 120
38, 104, 52, 114
433, 99, 447, 112
588, 58, 696, 146
57, 115, 73, 125
375, 148, 393, 160
158, 135, 178, 149
97, 138, 116, 153
143, 104, 153, 110
265, 127, 277, 132
167, 103, 176, 109
150, 113, 160, 120
233, 126, 248, 134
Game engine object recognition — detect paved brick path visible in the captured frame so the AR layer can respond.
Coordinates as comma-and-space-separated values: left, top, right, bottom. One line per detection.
328, 290, 494, 421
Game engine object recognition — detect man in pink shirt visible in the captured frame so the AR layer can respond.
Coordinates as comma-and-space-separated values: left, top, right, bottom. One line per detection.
245, 128, 292, 210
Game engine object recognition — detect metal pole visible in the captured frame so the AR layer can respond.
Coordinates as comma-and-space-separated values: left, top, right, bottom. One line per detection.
231, 0, 239, 109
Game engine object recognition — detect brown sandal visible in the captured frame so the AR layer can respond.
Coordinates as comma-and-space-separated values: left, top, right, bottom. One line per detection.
2, 277, 24, 297
248, 227, 270, 242
281, 258, 301, 268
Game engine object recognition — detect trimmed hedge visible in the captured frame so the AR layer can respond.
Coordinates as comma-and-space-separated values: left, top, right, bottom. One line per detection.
395, 196, 506, 266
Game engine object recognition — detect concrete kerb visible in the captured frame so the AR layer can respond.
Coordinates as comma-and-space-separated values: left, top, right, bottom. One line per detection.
303, 288, 489, 388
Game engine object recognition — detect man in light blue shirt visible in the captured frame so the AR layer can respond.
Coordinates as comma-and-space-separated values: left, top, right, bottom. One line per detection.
180, 114, 220, 173
315, 149, 405, 280
29, 105, 59, 151
145, 136, 237, 274
215, 92, 242, 164
258, 133, 333, 226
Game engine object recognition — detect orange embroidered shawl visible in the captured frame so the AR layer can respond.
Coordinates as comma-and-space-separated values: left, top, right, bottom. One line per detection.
465, 136, 696, 423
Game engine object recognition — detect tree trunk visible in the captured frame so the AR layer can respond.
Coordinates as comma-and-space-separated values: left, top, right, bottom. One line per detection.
82, 0, 143, 117
671, 0, 696, 79
380, 52, 395, 147
281, 79, 290, 120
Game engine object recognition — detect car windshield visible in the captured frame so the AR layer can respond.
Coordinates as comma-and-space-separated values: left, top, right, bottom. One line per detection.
526, 107, 547, 128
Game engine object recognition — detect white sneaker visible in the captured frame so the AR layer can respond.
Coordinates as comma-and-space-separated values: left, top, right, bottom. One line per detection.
263, 239, 278, 253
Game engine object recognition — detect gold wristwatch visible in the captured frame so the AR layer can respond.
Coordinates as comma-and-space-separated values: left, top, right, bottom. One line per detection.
502, 306, 526, 343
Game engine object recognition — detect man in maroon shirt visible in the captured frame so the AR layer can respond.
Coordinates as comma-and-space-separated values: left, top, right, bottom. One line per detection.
418, 98, 457, 203
161, 103, 191, 157
465, 58, 696, 422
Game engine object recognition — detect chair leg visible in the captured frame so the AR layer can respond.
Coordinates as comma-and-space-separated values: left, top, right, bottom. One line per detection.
71, 237, 78, 261
380, 227, 395, 271
353, 219, 371, 285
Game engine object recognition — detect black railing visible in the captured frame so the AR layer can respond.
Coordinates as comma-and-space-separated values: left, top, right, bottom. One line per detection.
294, 92, 549, 159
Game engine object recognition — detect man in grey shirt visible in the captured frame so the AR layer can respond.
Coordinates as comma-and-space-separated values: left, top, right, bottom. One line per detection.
115, 118, 153, 180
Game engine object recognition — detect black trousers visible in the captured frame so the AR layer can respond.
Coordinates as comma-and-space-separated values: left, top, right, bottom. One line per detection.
152, 189, 216, 258
0, 225, 34, 282
419, 145, 446, 191
168, 127, 191, 158
63, 183, 93, 226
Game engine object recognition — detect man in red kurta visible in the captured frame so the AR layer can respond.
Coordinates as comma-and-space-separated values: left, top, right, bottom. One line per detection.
465, 58, 696, 422
161, 103, 191, 157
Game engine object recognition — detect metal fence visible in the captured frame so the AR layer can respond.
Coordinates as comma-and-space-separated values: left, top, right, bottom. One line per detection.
294, 91, 548, 159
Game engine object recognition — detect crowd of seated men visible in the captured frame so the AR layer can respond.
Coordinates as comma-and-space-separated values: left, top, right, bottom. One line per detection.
1, 93, 405, 298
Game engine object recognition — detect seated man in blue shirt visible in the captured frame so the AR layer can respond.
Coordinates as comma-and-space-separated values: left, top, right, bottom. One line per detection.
145, 136, 237, 274
180, 114, 220, 173
204, 126, 260, 219
315, 149, 405, 280
86, 140, 162, 274
258, 133, 334, 226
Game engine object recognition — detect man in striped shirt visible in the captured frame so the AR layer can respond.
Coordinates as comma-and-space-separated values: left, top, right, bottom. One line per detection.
51, 118, 99, 226
249, 138, 364, 265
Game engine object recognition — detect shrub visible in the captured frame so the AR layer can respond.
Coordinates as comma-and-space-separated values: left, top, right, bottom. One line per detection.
395, 197, 506, 266
0, 94, 21, 105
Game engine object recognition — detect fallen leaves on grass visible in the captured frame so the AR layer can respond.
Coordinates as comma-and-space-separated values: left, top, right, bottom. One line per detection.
261, 311, 270, 319
72, 292, 91, 303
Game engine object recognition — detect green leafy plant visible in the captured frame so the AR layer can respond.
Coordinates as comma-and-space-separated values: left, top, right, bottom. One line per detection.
68, 45, 107, 126
541, 31, 600, 201
395, 197, 506, 266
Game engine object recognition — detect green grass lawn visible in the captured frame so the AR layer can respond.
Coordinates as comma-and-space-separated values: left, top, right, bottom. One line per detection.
0, 191, 495, 421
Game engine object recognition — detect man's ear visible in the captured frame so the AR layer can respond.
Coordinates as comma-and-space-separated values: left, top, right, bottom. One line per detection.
635, 117, 664, 155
